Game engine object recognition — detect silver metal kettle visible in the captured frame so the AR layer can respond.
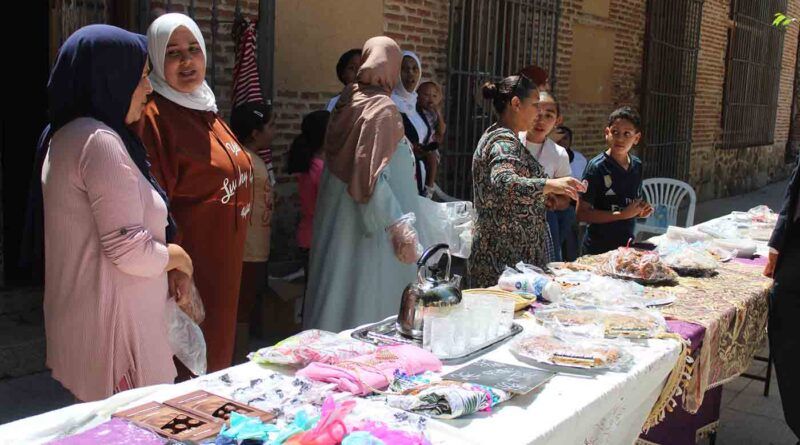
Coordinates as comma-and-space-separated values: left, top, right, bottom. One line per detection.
396, 243, 462, 339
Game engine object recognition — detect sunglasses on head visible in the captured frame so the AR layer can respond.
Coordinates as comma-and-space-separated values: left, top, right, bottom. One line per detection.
511, 72, 532, 96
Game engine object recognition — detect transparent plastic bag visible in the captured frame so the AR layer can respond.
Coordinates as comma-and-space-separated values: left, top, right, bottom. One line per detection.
664, 226, 712, 244
696, 218, 742, 240
386, 213, 424, 264
248, 330, 376, 368
703, 243, 736, 262
599, 247, 678, 284
166, 299, 207, 375
712, 238, 756, 257
534, 306, 667, 339
558, 273, 652, 308
415, 198, 475, 259
510, 332, 631, 370
656, 241, 720, 277
747, 205, 778, 224
747, 222, 775, 241
498, 262, 562, 302
177, 280, 205, 324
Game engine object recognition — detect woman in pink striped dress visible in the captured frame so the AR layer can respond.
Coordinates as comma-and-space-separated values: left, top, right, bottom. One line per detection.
35, 25, 193, 401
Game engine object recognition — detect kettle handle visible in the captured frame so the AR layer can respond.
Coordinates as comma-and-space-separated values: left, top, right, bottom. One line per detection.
417, 243, 452, 280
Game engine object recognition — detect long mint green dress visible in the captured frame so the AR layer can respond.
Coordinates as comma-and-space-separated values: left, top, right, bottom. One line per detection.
303, 138, 420, 332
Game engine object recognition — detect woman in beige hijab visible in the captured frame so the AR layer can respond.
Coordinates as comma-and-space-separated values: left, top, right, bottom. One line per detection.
302, 36, 422, 332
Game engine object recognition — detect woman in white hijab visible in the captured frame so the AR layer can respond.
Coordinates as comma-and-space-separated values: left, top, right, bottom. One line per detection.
133, 13, 254, 374
392, 51, 432, 196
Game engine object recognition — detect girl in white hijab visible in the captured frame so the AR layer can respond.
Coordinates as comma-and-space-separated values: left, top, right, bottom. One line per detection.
392, 51, 431, 195
134, 12, 254, 374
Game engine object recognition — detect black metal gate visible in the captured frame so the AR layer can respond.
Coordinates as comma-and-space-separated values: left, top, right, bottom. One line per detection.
640, 0, 704, 181
50, 0, 109, 63
442, 0, 560, 200
721, 0, 787, 149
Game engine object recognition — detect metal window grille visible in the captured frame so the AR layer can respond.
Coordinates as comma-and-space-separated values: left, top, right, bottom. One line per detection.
442, 0, 560, 200
51, 0, 108, 63
640, 0, 704, 181
721, 0, 787, 149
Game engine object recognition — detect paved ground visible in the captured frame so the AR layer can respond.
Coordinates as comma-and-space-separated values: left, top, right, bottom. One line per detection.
0, 178, 796, 444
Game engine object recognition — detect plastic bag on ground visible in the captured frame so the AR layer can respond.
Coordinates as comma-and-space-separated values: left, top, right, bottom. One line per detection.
166, 298, 207, 375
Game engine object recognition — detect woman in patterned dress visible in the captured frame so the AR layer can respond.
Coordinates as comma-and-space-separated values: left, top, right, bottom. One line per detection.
470, 75, 586, 288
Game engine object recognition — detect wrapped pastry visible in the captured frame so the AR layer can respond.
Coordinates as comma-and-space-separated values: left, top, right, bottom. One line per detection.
535, 307, 667, 339
599, 247, 678, 284
511, 334, 623, 369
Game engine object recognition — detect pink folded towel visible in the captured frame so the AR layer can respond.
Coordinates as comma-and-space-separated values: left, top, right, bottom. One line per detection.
296, 345, 442, 396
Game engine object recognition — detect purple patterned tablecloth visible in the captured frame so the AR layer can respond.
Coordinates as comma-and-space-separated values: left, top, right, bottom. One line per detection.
638, 320, 722, 445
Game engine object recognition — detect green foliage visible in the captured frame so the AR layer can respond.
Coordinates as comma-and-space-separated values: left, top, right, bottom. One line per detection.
773, 12, 797, 29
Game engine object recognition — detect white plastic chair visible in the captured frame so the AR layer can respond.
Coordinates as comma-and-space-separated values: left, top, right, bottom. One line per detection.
634, 178, 697, 237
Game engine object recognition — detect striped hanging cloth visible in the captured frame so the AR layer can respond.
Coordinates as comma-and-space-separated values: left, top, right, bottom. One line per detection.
232, 18, 265, 107
232, 17, 274, 183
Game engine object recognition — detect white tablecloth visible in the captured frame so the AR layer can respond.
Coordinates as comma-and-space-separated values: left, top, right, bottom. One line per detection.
0, 317, 680, 445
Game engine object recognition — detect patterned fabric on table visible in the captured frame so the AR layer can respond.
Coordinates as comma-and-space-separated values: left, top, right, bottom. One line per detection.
655, 262, 770, 412
470, 123, 554, 288
577, 255, 771, 413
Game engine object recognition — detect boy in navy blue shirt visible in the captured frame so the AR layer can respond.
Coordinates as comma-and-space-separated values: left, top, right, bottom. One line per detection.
577, 107, 653, 254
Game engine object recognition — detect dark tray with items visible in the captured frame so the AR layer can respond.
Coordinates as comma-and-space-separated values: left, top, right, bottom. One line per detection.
164, 390, 276, 424
113, 401, 221, 441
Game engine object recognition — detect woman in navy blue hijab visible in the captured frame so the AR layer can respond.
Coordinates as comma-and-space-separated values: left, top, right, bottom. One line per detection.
34, 25, 194, 401
25, 24, 178, 266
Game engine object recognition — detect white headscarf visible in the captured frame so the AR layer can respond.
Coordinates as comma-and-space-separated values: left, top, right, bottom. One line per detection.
391, 51, 428, 144
147, 13, 218, 113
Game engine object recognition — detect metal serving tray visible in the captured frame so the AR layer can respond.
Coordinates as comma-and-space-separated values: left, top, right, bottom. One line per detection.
351, 316, 523, 365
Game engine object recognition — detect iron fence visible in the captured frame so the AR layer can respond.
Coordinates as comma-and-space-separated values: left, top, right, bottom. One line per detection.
640, 0, 704, 181
441, 0, 560, 200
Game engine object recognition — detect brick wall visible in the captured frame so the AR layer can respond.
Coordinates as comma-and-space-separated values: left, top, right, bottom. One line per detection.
554, 0, 647, 161
553, 0, 797, 201
265, 0, 451, 262
268, 0, 450, 168
690, 0, 800, 201
383, 0, 450, 85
